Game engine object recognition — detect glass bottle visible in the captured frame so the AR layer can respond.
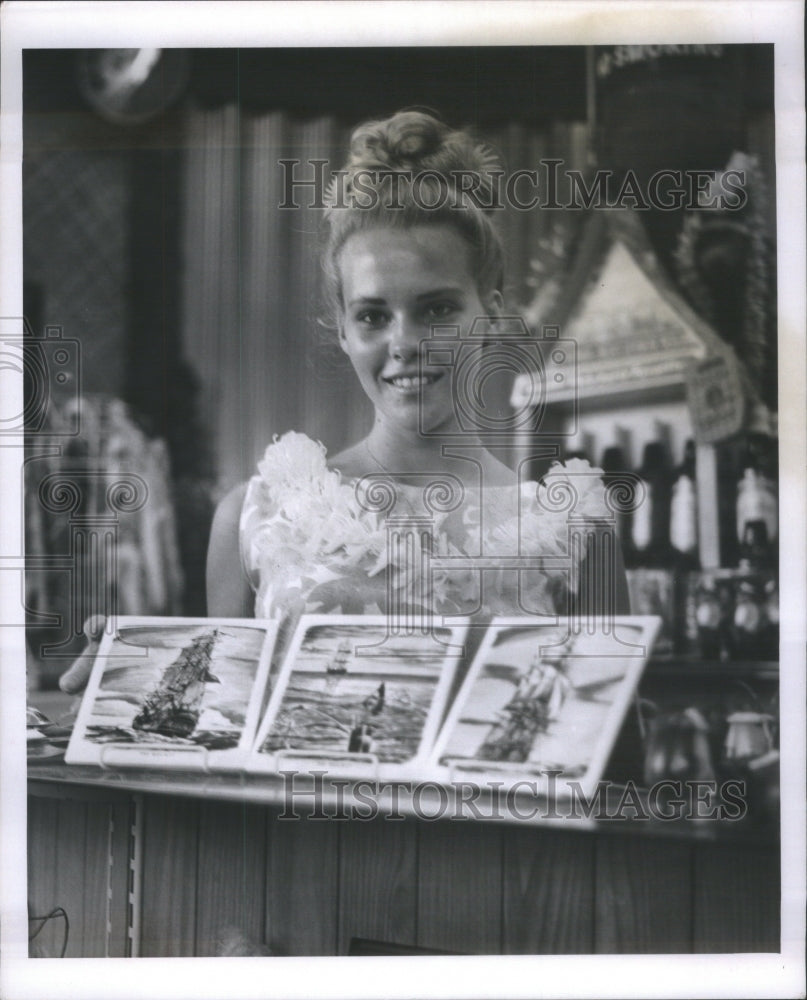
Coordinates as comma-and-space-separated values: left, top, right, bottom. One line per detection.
631, 441, 673, 567
736, 404, 778, 568
670, 439, 700, 651
736, 474, 777, 566
670, 438, 699, 568
600, 444, 635, 567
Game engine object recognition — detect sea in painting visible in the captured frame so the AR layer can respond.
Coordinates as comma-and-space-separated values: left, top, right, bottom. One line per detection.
259, 622, 458, 763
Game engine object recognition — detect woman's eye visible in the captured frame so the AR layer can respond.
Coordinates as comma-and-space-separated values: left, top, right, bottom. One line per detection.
424, 301, 459, 320
355, 310, 389, 329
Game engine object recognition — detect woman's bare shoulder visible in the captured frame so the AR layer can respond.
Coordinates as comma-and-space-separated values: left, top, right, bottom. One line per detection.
212, 481, 250, 528
327, 442, 369, 478
207, 481, 253, 617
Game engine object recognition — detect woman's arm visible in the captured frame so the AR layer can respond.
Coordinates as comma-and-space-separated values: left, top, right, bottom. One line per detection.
206, 482, 253, 617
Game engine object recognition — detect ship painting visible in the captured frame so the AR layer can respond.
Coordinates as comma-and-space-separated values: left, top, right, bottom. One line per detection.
326, 640, 351, 674
477, 653, 571, 762
254, 619, 465, 767
132, 629, 222, 739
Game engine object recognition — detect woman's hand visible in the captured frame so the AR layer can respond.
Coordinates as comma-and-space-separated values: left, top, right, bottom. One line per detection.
58, 616, 107, 694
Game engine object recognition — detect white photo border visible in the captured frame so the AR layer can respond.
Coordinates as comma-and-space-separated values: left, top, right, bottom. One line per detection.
1, 2, 804, 999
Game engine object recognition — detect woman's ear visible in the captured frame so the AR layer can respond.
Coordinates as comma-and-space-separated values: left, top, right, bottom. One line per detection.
483, 290, 504, 328
337, 320, 349, 355
478, 291, 504, 350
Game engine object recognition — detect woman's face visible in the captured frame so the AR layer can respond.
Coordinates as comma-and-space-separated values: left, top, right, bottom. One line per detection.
337, 224, 502, 436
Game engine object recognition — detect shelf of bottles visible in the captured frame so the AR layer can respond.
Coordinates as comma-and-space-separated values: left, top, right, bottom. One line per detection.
510, 399, 777, 826
553, 402, 779, 668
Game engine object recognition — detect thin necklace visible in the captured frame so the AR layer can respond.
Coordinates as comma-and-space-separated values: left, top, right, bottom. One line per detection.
363, 437, 448, 480
363, 440, 476, 524
363, 437, 393, 476
364, 437, 429, 481
362, 439, 420, 516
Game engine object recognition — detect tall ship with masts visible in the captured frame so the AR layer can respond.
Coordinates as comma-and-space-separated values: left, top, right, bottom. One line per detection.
133, 629, 221, 739
478, 654, 570, 762
326, 639, 351, 674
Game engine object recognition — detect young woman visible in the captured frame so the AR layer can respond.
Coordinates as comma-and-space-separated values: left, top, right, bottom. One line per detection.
205, 110, 629, 625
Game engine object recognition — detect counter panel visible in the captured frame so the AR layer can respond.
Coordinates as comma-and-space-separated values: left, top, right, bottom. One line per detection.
27, 776, 780, 957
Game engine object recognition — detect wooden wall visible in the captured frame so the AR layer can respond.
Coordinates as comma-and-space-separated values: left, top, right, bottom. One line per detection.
28, 785, 779, 957
27, 788, 132, 957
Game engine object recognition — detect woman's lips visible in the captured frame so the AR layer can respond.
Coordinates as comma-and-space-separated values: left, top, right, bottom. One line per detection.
382, 372, 443, 390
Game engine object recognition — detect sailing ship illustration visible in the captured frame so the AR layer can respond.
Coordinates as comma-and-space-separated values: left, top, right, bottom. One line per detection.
132, 629, 222, 739
362, 682, 385, 715
478, 653, 571, 762
347, 722, 376, 754
344, 682, 387, 751
326, 640, 351, 674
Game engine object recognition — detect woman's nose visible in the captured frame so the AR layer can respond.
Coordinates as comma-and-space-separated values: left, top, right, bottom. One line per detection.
388, 316, 421, 361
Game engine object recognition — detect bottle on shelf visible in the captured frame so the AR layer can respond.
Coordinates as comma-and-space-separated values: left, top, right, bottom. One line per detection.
695, 575, 744, 661
669, 438, 701, 653
670, 438, 699, 571
562, 430, 595, 464
738, 519, 773, 572
732, 579, 772, 659
631, 440, 673, 568
625, 437, 675, 656
735, 404, 778, 570
693, 578, 724, 660
600, 443, 635, 567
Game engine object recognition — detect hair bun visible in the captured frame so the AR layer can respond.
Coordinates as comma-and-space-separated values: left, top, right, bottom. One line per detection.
346, 109, 498, 179
387, 112, 443, 162
323, 109, 506, 315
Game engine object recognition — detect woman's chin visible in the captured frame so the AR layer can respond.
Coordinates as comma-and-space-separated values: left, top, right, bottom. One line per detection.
371, 395, 443, 434
390, 412, 462, 440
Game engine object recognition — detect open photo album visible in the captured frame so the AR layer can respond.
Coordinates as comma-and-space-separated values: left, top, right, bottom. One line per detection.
64, 613, 661, 790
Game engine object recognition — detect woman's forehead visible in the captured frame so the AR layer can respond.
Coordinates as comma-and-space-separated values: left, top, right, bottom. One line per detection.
339, 225, 476, 296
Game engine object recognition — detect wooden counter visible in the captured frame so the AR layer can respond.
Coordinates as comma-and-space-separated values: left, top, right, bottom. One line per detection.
27, 762, 779, 958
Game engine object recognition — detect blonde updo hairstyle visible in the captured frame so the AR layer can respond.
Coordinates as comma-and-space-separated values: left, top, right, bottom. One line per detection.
323, 110, 505, 321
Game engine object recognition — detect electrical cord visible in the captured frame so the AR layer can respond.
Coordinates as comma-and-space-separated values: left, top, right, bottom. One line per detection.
28, 906, 69, 958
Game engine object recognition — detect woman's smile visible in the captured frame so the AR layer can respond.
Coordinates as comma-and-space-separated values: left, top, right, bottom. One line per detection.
382, 371, 444, 392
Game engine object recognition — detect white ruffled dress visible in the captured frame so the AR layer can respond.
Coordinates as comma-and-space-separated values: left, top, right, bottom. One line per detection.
239, 432, 611, 630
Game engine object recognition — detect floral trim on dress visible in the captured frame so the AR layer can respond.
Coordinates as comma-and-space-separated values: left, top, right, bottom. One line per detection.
240, 432, 609, 623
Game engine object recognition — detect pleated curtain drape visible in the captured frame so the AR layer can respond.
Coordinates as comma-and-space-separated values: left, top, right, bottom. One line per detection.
179, 104, 588, 493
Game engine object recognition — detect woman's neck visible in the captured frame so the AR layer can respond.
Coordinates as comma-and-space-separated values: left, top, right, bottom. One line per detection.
364, 421, 515, 487
366, 423, 457, 472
